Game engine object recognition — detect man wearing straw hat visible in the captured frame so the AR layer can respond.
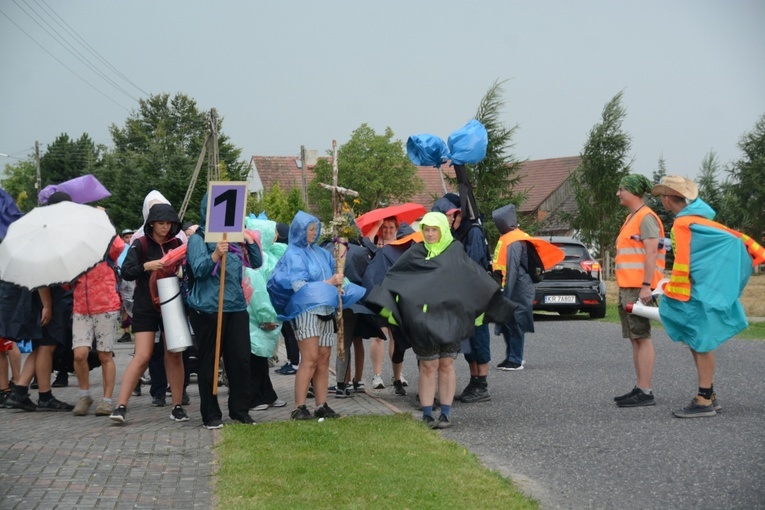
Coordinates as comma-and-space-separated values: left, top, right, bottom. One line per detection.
652, 175, 764, 418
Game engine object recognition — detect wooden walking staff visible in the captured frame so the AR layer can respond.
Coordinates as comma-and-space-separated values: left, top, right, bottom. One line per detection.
212, 232, 227, 395
318, 140, 359, 361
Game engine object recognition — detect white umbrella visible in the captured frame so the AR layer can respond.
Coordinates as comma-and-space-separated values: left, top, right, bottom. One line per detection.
0, 201, 117, 290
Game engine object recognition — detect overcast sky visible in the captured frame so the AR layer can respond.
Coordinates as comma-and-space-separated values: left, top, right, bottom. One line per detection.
1, 1, 763, 182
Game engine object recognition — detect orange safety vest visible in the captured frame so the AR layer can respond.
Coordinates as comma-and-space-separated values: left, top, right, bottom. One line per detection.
492, 229, 565, 281
615, 205, 666, 289
664, 215, 765, 301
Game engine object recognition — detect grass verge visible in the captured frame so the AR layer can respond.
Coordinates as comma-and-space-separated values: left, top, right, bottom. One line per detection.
215, 413, 539, 510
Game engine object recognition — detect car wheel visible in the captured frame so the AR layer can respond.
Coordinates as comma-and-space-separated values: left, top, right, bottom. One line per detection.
558, 308, 578, 316
589, 302, 607, 319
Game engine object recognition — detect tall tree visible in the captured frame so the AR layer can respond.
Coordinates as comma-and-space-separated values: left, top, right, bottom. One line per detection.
446, 80, 524, 248
696, 150, 724, 215
726, 113, 765, 239
308, 124, 423, 222
1, 159, 37, 212
98, 93, 249, 230
569, 91, 632, 257
247, 181, 305, 225
40, 133, 101, 187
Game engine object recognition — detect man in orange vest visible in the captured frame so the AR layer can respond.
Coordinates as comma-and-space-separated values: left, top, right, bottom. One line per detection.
614, 174, 666, 408
652, 175, 765, 418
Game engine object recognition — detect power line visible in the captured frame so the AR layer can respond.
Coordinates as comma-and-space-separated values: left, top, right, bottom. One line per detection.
35, 0, 150, 98
13, 0, 139, 103
0, 7, 131, 112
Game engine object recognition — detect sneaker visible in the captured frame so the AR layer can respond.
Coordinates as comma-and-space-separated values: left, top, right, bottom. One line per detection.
436, 413, 453, 429
51, 372, 68, 388
233, 415, 256, 424
275, 362, 297, 375
496, 360, 510, 369
306, 385, 315, 399
152, 394, 166, 407
170, 405, 189, 422
461, 385, 491, 403
132, 385, 142, 397
36, 396, 74, 412
0, 390, 10, 408
94, 400, 113, 416
457, 380, 476, 401
422, 415, 438, 429
352, 380, 366, 394
314, 403, 340, 419
140, 374, 151, 385
30, 377, 38, 390
400, 374, 408, 387
372, 373, 385, 389
72, 395, 93, 416
393, 380, 407, 396
6, 392, 37, 412
711, 392, 722, 412
117, 332, 132, 343
498, 361, 523, 371
270, 398, 286, 408
672, 396, 717, 418
614, 386, 640, 402
110, 405, 127, 424
335, 383, 352, 399
182, 390, 190, 406
252, 403, 269, 411
204, 418, 224, 430
291, 404, 313, 420
616, 390, 655, 407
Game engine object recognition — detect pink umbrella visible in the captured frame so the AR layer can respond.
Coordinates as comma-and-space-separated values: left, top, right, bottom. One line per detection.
355, 203, 427, 237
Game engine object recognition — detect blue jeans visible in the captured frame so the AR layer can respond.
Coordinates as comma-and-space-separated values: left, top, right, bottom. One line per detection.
500, 322, 524, 364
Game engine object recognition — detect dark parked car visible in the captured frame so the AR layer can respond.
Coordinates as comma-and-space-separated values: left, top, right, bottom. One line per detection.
532, 236, 606, 319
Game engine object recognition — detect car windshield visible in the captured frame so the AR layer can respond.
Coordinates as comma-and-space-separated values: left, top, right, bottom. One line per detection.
554, 243, 590, 260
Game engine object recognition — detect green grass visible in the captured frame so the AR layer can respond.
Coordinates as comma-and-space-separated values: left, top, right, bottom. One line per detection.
597, 302, 765, 340
215, 413, 539, 510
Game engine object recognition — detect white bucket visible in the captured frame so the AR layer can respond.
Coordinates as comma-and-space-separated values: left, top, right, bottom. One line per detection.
157, 276, 193, 352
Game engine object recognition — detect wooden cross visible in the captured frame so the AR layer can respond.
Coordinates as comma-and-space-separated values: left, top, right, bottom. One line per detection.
317, 140, 359, 361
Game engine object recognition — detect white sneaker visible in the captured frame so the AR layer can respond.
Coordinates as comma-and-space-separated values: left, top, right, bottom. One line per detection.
372, 373, 385, 389
270, 399, 287, 407
252, 404, 269, 411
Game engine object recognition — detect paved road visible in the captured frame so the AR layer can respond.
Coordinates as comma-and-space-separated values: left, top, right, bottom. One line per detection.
373, 315, 765, 510
2, 316, 763, 509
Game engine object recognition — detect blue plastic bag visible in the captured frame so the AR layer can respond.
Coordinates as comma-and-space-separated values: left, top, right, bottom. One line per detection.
406, 134, 449, 168
447, 119, 488, 165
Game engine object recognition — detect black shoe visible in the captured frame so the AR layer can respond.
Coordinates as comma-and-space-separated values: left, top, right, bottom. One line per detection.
204, 418, 224, 430
457, 380, 476, 401
30, 377, 39, 390
132, 386, 142, 397
51, 373, 68, 388
36, 396, 74, 412
335, 383, 352, 399
6, 392, 37, 412
393, 380, 407, 396
616, 390, 655, 407
314, 403, 340, 419
152, 394, 166, 407
461, 385, 491, 403
496, 360, 510, 369
110, 405, 127, 424
275, 362, 297, 375
436, 413, 453, 429
291, 405, 313, 421
117, 332, 132, 343
306, 385, 315, 399
422, 415, 438, 429
498, 361, 523, 371
170, 405, 189, 422
614, 386, 640, 402
233, 414, 256, 425
0, 389, 10, 408
182, 390, 190, 406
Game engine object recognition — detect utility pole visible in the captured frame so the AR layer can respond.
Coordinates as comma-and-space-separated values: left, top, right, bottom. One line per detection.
300, 145, 308, 205
34, 141, 41, 205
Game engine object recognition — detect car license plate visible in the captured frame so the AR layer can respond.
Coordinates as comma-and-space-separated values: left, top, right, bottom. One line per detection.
545, 295, 576, 304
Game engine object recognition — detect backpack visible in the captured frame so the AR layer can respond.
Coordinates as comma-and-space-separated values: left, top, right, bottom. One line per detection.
524, 241, 546, 283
